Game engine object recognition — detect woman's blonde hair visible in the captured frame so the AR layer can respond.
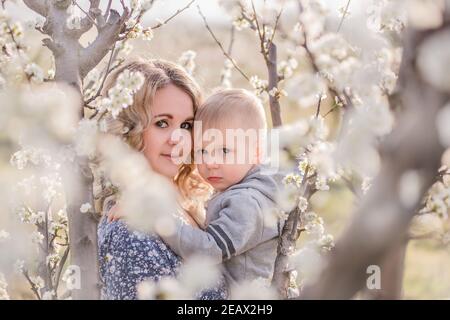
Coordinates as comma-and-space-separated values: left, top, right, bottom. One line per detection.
97, 59, 209, 226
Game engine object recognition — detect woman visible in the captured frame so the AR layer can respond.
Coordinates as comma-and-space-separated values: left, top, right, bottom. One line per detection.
96, 59, 227, 300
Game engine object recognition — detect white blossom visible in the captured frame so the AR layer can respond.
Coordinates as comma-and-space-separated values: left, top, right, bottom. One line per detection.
137, 277, 191, 300
42, 290, 55, 300
268, 87, 287, 99
10, 147, 52, 170
0, 230, 10, 242
49, 222, 66, 236
366, 0, 406, 34
286, 73, 328, 108
422, 178, 449, 219
30, 276, 44, 289
131, 0, 142, 11
40, 174, 63, 203
118, 41, 133, 57
24, 63, 44, 83
229, 278, 277, 300
0, 273, 9, 300
407, 0, 444, 30
97, 135, 178, 234
178, 50, 197, 75
233, 16, 250, 30
116, 69, 145, 92
297, 196, 308, 212
317, 234, 334, 250
308, 142, 336, 178
31, 231, 44, 245
79, 202, 92, 213
101, 70, 144, 118
315, 176, 330, 191
277, 182, 299, 212
361, 177, 373, 194
249, 75, 268, 96
46, 253, 60, 267
178, 255, 221, 292
75, 118, 98, 158
289, 246, 324, 283
141, 27, 154, 41
29, 211, 45, 225
14, 260, 25, 274
409, 213, 444, 238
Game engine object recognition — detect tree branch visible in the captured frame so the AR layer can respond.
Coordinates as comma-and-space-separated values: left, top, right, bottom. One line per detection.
23, 270, 41, 300
337, 0, 351, 32
23, 0, 48, 17
76, 0, 101, 33
54, 246, 70, 294
80, 8, 129, 79
272, 166, 315, 297
151, 0, 195, 30
298, 24, 448, 300
85, 41, 117, 105
42, 38, 64, 57
197, 5, 250, 82
266, 43, 282, 127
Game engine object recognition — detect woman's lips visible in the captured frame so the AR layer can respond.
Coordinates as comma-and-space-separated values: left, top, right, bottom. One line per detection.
207, 177, 222, 183
161, 153, 181, 159
161, 154, 185, 165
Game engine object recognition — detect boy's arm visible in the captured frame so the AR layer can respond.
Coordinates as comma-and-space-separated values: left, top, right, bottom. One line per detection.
160, 193, 264, 262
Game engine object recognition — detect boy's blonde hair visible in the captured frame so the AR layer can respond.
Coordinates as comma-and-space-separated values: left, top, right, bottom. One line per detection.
195, 88, 267, 131
97, 59, 209, 226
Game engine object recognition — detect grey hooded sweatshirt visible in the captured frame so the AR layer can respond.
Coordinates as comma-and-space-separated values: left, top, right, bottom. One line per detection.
160, 165, 284, 286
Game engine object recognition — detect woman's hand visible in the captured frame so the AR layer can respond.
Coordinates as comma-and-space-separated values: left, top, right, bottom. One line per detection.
107, 204, 124, 223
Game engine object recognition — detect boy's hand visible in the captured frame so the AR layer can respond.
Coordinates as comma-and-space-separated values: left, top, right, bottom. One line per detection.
107, 204, 123, 223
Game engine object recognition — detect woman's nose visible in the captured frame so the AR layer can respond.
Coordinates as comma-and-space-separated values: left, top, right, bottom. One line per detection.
168, 135, 178, 146
167, 129, 181, 146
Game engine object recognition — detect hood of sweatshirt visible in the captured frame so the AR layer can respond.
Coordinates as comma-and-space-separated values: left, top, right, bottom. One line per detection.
223, 164, 285, 203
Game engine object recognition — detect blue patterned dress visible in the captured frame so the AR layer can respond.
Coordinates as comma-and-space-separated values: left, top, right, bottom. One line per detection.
98, 211, 228, 300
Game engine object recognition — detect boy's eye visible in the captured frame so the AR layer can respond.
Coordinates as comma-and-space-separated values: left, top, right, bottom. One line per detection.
196, 149, 207, 155
222, 148, 231, 154
180, 122, 193, 130
155, 120, 168, 128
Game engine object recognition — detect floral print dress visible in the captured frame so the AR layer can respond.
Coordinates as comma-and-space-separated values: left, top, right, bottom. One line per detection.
97, 209, 228, 300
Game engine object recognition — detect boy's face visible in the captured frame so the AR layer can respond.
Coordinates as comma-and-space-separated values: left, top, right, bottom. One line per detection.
195, 122, 260, 191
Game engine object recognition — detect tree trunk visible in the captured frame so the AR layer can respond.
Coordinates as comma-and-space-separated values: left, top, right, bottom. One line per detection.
298, 16, 449, 300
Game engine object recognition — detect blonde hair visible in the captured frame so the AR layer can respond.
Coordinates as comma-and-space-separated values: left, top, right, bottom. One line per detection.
98, 59, 209, 226
196, 88, 267, 131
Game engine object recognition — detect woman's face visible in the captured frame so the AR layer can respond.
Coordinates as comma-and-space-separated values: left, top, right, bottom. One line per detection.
142, 84, 194, 179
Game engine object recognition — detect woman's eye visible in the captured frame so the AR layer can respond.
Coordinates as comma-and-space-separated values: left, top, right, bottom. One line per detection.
180, 122, 193, 130
155, 120, 168, 128
222, 148, 230, 154
199, 149, 207, 155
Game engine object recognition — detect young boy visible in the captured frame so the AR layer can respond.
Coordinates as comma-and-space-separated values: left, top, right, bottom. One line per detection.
160, 88, 283, 287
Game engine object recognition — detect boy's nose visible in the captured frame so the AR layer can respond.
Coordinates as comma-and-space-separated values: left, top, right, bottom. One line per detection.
205, 161, 219, 170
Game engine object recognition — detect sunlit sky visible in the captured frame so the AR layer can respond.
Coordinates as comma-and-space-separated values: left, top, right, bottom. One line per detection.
10, 0, 367, 26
